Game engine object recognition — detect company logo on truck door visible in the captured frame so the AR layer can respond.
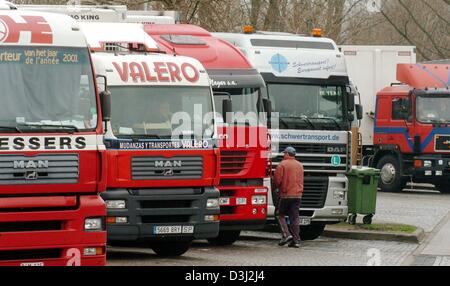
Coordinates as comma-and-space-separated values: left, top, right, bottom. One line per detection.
0, 15, 53, 44
112, 61, 200, 83
269, 54, 289, 73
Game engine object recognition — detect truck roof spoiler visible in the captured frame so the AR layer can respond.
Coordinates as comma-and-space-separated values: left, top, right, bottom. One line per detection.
397, 64, 450, 89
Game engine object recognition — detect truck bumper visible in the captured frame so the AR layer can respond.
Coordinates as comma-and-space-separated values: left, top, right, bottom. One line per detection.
101, 187, 220, 241
409, 154, 450, 183
218, 185, 267, 231
267, 176, 348, 224
0, 195, 106, 266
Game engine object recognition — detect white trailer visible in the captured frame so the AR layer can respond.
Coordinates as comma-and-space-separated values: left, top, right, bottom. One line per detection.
339, 45, 417, 154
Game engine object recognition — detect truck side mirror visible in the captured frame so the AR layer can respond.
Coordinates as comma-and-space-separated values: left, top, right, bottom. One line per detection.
100, 90, 111, 122
347, 91, 355, 112
356, 104, 363, 120
263, 98, 272, 128
222, 98, 232, 124
96, 74, 111, 122
348, 112, 355, 122
263, 99, 272, 115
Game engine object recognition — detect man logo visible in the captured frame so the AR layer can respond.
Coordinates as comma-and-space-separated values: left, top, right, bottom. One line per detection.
0, 15, 53, 44
14, 160, 49, 169
0, 19, 8, 43
155, 160, 182, 168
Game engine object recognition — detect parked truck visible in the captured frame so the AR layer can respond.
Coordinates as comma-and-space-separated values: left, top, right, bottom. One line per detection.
339, 45, 417, 167
216, 28, 358, 240
0, 7, 108, 266
79, 22, 221, 256
368, 63, 450, 193
145, 24, 269, 246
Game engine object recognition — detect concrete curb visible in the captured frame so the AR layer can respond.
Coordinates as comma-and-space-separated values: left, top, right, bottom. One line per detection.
323, 226, 426, 243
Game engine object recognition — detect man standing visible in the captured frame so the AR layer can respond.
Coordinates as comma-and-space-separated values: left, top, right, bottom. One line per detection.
273, 146, 304, 248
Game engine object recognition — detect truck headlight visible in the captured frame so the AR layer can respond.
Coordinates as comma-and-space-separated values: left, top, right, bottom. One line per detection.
206, 198, 219, 209
254, 188, 268, 194
424, 161, 432, 168
251, 195, 267, 205
106, 200, 126, 209
333, 190, 346, 200
84, 218, 103, 231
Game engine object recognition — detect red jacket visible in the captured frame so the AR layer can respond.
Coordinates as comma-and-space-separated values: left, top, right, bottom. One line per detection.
274, 157, 304, 198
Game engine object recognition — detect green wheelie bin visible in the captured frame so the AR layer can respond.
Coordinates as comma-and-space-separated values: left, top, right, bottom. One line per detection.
347, 167, 380, 225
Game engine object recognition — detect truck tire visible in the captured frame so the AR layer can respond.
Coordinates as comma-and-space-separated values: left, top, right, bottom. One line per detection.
376, 155, 404, 193
151, 241, 192, 257
207, 230, 241, 246
300, 224, 325, 241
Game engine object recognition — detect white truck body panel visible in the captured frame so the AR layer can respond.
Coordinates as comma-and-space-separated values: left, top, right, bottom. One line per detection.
17, 5, 176, 24
92, 53, 211, 88
215, 32, 350, 224
78, 22, 159, 51
339, 45, 417, 146
0, 10, 86, 47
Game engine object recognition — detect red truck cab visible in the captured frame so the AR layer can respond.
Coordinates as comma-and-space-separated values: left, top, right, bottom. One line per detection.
0, 10, 107, 266
145, 24, 269, 245
79, 22, 221, 257
373, 64, 450, 193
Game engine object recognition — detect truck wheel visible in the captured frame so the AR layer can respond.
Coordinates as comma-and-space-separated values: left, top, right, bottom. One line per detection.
348, 214, 357, 225
207, 230, 241, 246
376, 155, 403, 193
363, 215, 373, 225
151, 241, 192, 257
300, 224, 325, 241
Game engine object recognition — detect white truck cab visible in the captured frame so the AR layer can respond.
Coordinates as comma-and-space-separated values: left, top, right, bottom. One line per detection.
215, 29, 356, 240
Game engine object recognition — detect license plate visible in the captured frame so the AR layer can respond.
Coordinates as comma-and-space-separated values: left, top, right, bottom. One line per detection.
182, 226, 194, 234
20, 262, 44, 267
219, 197, 231, 206
153, 225, 194, 235
154, 226, 182, 235
299, 218, 311, 226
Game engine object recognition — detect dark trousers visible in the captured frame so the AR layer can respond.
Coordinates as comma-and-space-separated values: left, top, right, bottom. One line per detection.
276, 198, 302, 243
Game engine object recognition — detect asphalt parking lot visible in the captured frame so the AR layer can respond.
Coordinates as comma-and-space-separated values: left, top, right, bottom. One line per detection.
107, 190, 450, 266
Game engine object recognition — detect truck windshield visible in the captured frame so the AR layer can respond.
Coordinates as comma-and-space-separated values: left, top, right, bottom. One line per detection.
416, 95, 450, 123
110, 86, 214, 139
213, 87, 262, 126
267, 84, 345, 130
0, 46, 97, 132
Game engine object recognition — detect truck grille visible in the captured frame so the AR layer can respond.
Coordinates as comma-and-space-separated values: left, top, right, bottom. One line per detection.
274, 143, 348, 173
0, 154, 79, 185
0, 221, 62, 233
132, 156, 203, 180
0, 249, 62, 261
220, 151, 249, 175
301, 178, 328, 209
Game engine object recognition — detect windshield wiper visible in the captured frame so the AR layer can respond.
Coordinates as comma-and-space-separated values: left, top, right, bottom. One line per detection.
0, 125, 23, 133
127, 134, 162, 140
310, 118, 341, 130
18, 124, 80, 133
278, 117, 290, 129
281, 116, 317, 129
